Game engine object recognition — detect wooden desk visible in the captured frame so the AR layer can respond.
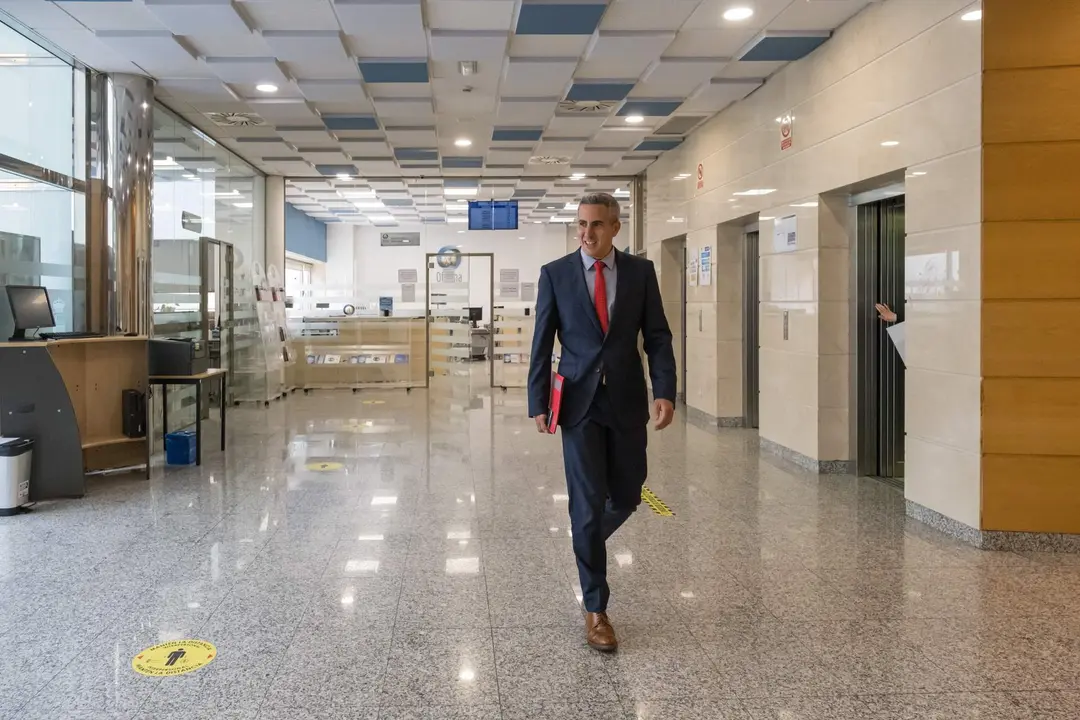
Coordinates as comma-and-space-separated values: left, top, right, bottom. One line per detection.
0, 336, 149, 499
150, 368, 227, 466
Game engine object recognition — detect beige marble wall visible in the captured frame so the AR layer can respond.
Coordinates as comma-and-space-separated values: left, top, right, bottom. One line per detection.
644, 0, 983, 518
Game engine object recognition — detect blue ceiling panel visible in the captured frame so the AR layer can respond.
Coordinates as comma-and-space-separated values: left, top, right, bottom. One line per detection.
394, 148, 438, 161
635, 139, 682, 152
314, 164, 359, 176
358, 60, 430, 83
511, 189, 548, 198
322, 115, 380, 131
442, 157, 484, 169
516, 3, 606, 35
566, 82, 634, 102
382, 199, 415, 207
491, 127, 543, 142
442, 178, 478, 188
616, 100, 683, 117
739, 33, 830, 62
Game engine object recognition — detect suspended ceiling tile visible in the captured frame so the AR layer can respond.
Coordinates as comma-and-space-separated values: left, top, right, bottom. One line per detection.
426, 0, 516, 31
599, 0, 700, 32
94, 31, 209, 77
204, 57, 289, 86
495, 98, 560, 125
384, 127, 439, 146
632, 58, 728, 98
299, 80, 369, 104
276, 126, 336, 145
429, 30, 509, 61
54, 0, 166, 32
263, 32, 357, 79
577, 31, 675, 80
678, 77, 762, 113
737, 32, 830, 62
516, 2, 606, 35
507, 34, 591, 58
663, 29, 758, 58
502, 58, 578, 97
143, 1, 251, 36
238, 0, 342, 32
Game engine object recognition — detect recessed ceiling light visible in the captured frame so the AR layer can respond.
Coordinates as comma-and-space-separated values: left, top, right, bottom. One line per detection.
233, 202, 253, 209
733, 188, 777, 196
447, 217, 468, 224
961, 9, 982, 21
625, 115, 644, 124
444, 187, 478, 197
255, 83, 278, 93
791, 201, 819, 208
881, 140, 900, 147
336, 173, 351, 180
723, 6, 754, 21
455, 138, 472, 148
457, 230, 465, 234
910, 171, 927, 176
518, 236, 525, 240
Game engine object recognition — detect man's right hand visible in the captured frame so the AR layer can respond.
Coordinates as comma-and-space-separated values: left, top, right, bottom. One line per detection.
534, 414, 550, 434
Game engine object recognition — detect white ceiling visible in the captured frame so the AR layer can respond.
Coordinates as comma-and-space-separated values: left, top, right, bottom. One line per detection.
0, 0, 874, 224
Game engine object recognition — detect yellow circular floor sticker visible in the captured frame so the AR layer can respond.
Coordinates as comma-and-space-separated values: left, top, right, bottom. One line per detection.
132, 640, 216, 677
306, 461, 344, 472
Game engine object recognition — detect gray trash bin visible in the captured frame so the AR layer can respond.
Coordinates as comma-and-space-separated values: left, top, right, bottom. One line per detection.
0, 437, 33, 516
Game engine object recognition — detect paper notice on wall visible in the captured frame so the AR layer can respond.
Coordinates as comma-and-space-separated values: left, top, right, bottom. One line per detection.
398, 268, 418, 283
688, 257, 698, 286
498, 282, 520, 299
499, 268, 520, 283
401, 283, 416, 303
774, 215, 797, 253
699, 246, 712, 286
521, 281, 536, 302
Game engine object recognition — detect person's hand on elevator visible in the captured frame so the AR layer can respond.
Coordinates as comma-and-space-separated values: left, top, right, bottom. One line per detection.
875, 303, 898, 323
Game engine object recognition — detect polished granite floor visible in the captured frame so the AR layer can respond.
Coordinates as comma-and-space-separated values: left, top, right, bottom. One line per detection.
2, 378, 1080, 719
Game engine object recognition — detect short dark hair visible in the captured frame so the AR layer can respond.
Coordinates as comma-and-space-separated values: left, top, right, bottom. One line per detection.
578, 192, 621, 221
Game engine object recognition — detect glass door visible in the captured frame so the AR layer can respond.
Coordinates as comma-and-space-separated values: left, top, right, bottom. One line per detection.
426, 252, 493, 387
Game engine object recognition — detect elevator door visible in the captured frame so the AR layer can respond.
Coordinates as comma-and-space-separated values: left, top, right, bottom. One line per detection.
856, 196, 905, 484
743, 231, 760, 428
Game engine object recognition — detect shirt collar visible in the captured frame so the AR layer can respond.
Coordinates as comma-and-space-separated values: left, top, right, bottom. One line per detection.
580, 247, 616, 270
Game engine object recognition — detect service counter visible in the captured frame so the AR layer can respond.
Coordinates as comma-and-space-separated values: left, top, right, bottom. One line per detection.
0, 336, 149, 499
291, 316, 427, 391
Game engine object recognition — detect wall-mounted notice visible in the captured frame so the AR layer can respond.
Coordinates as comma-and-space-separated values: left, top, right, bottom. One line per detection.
699, 246, 712, 286
779, 113, 794, 151
380, 232, 421, 246
499, 268, 520, 284
688, 256, 699, 286
521, 281, 536, 302
397, 268, 418, 283
498, 283, 520, 299
401, 283, 416, 303
774, 215, 798, 253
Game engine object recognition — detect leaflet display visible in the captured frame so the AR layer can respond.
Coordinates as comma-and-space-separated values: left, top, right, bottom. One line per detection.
468, 200, 519, 230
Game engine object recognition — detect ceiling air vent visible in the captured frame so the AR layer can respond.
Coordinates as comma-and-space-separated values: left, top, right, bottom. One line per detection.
557, 101, 616, 114
529, 156, 571, 166
204, 112, 266, 127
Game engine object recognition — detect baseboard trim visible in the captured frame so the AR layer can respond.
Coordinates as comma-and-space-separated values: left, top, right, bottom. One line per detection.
683, 405, 746, 430
906, 500, 1080, 552
759, 437, 852, 474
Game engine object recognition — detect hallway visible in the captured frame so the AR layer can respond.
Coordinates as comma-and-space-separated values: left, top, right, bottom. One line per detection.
1, 385, 1079, 719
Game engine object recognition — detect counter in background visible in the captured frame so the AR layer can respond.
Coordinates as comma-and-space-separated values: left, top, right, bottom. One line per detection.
291, 316, 427, 391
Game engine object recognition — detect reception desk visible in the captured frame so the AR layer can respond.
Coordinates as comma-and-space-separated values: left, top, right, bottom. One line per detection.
0, 336, 149, 499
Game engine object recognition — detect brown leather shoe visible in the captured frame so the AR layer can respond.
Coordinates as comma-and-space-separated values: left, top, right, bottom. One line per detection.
585, 612, 618, 652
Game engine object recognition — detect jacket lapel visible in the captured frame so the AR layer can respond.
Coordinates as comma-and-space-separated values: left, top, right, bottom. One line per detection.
605, 249, 631, 342
568, 252, 604, 339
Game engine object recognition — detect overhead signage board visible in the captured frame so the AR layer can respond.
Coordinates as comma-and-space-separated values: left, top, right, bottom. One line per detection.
380, 232, 421, 246
468, 200, 519, 230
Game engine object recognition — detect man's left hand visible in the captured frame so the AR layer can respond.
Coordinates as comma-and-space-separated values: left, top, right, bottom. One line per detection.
652, 399, 675, 430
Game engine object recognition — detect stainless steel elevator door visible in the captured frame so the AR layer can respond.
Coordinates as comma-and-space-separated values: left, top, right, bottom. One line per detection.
856, 197, 906, 484
743, 231, 760, 429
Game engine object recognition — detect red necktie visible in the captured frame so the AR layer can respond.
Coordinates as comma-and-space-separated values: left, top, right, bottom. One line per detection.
593, 260, 609, 334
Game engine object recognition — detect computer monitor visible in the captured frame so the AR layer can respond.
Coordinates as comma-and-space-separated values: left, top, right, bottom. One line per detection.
5, 285, 55, 340
468, 307, 483, 323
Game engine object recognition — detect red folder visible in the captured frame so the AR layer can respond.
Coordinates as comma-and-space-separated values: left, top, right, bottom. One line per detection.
548, 373, 565, 434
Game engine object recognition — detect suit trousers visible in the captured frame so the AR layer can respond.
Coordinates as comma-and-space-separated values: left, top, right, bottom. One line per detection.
560, 384, 648, 613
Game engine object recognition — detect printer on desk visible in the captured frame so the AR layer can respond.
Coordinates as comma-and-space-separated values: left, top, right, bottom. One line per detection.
149, 337, 209, 376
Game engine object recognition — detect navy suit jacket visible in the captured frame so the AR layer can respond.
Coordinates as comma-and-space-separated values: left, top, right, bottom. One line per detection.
528, 249, 677, 429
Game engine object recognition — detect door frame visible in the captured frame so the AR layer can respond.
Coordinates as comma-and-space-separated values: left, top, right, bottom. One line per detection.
424, 252, 495, 388
742, 230, 760, 428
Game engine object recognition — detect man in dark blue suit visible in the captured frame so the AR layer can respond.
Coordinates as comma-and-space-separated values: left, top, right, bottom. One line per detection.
528, 192, 677, 652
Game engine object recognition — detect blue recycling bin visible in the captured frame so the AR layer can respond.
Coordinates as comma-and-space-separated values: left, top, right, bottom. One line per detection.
165, 430, 197, 465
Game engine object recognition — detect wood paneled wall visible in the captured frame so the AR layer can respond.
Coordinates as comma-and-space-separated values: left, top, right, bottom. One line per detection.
982, 0, 1080, 532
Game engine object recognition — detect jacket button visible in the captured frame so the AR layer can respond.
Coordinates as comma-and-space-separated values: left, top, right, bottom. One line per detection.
596, 368, 601, 373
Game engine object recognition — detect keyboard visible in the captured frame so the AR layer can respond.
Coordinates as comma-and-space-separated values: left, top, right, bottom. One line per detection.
39, 332, 103, 340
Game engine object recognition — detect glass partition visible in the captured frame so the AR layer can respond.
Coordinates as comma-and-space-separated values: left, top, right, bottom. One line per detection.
0, 21, 87, 338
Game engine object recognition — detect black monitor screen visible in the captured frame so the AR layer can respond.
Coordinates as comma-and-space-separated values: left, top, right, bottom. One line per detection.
468, 307, 483, 322
6, 285, 55, 330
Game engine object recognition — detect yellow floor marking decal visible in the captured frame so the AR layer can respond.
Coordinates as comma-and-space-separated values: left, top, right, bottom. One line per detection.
306, 461, 344, 472
641, 486, 674, 517
132, 640, 216, 677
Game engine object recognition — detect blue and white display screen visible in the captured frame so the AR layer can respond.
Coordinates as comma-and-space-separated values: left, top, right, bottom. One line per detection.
468, 200, 519, 230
